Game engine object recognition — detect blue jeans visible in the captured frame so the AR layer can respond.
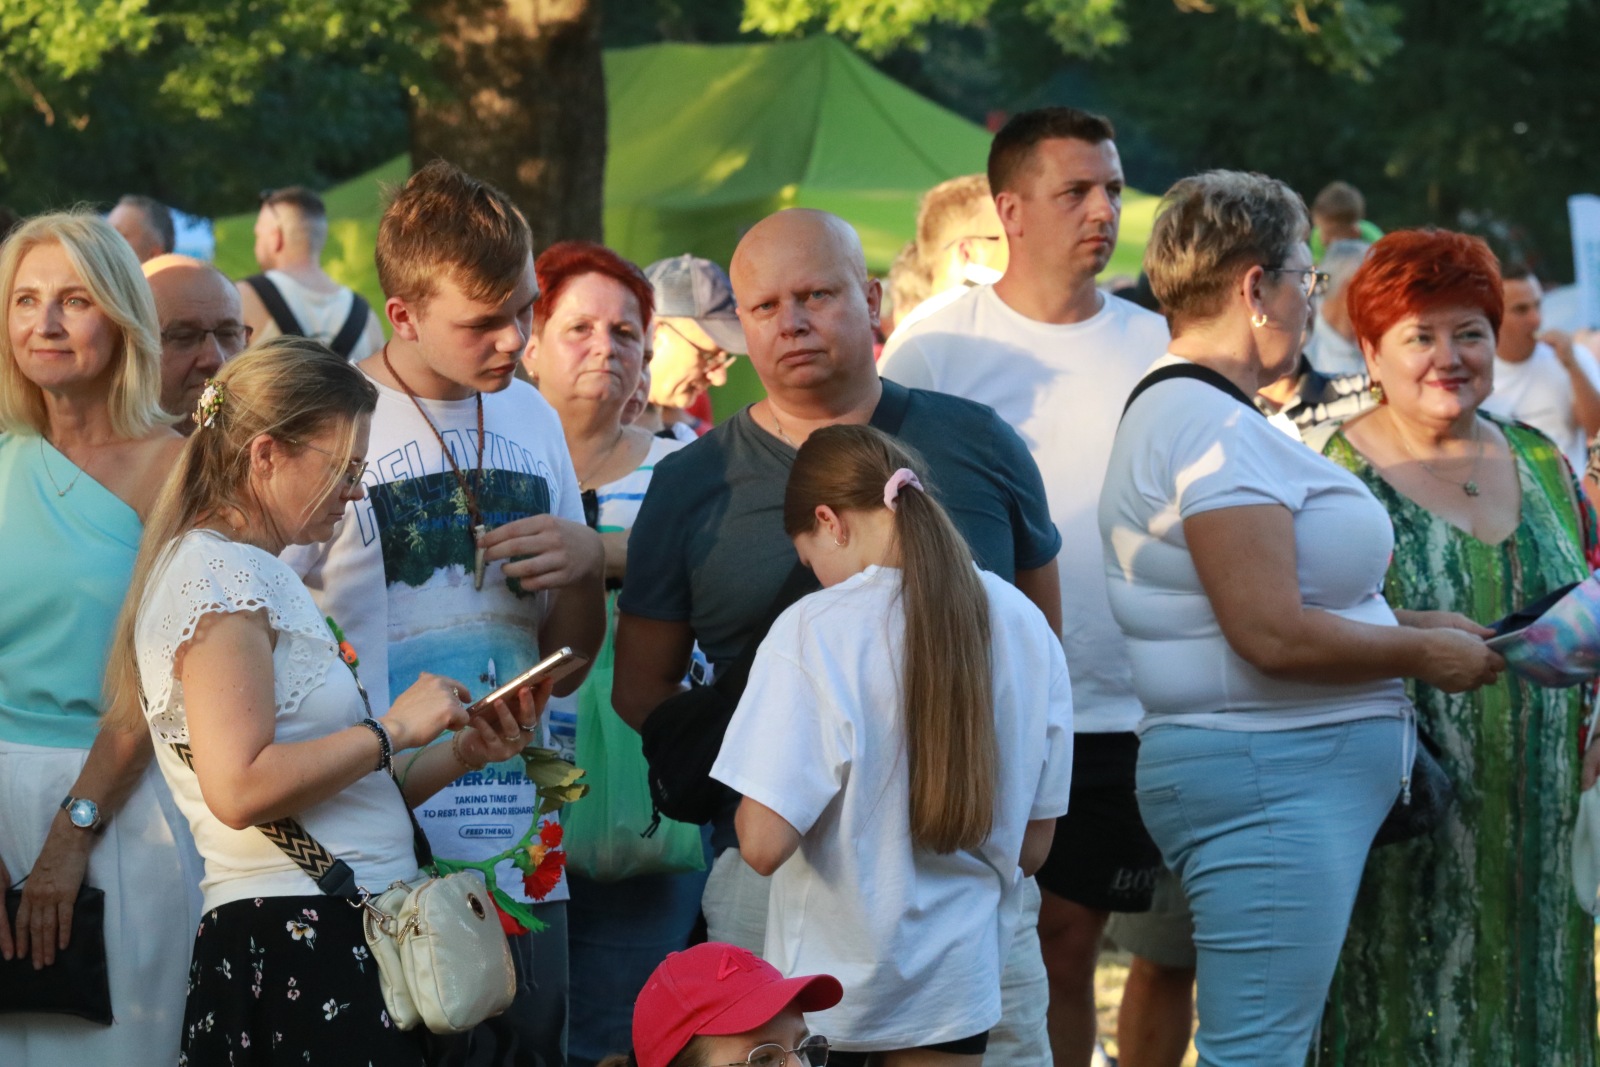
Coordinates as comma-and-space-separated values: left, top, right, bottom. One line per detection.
1135, 718, 1405, 1067
565, 867, 710, 1067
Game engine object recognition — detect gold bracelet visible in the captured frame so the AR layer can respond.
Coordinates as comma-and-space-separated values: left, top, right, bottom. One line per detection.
450, 730, 487, 772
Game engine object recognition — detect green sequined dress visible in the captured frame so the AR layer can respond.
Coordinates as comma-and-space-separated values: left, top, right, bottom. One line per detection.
1315, 416, 1597, 1065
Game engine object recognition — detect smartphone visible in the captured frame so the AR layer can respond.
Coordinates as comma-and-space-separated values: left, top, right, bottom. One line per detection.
466, 648, 588, 715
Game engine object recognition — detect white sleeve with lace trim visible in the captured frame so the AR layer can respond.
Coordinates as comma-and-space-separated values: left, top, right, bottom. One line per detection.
135, 530, 340, 744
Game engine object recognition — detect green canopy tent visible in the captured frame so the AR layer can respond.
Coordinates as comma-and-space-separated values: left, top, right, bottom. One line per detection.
214, 36, 1156, 416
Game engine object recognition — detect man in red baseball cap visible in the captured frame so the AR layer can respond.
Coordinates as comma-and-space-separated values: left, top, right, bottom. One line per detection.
628, 942, 842, 1067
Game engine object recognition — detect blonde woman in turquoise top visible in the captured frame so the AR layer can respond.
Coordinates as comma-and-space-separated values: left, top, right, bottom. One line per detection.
0, 212, 197, 1064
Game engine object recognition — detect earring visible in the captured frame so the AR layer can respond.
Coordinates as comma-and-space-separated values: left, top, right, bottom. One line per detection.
1370, 381, 1386, 404
1251, 312, 1268, 329
833, 535, 847, 548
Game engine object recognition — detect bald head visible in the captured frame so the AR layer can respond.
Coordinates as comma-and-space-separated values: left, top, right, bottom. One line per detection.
143, 255, 250, 427
731, 209, 869, 296
730, 209, 881, 406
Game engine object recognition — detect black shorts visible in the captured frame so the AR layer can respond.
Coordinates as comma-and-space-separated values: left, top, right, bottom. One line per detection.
827, 1031, 989, 1064
1035, 731, 1163, 912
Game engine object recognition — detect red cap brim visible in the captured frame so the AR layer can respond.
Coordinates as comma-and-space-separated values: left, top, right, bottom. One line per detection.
696, 972, 844, 1036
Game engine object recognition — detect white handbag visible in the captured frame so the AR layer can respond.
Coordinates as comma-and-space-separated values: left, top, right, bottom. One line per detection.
171, 740, 518, 1034
358, 870, 517, 1033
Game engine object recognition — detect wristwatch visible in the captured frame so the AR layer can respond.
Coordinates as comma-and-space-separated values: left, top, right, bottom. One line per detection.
59, 794, 104, 833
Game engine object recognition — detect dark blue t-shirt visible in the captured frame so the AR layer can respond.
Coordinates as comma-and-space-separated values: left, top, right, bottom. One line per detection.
620, 379, 1061, 673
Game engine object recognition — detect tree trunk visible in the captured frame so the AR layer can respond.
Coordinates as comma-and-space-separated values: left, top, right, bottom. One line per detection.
409, 0, 606, 248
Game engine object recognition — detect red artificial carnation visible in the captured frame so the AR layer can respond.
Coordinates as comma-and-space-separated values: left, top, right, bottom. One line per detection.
522, 849, 567, 900
539, 821, 563, 848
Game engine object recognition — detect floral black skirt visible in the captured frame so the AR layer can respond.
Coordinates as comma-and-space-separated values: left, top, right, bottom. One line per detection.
180, 894, 426, 1066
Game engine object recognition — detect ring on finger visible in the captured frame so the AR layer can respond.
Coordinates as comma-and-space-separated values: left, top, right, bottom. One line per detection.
519, 724, 536, 735
502, 733, 521, 742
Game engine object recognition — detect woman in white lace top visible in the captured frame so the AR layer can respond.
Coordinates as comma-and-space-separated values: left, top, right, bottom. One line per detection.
102, 338, 543, 1065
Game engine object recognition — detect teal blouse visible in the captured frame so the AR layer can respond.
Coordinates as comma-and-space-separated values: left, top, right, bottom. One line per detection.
0, 433, 143, 749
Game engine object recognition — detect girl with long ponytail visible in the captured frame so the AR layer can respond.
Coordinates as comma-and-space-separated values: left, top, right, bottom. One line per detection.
710, 424, 1074, 1067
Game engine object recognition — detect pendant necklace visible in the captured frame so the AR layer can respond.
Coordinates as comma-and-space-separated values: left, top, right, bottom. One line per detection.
766, 403, 798, 448
38, 436, 88, 497
1399, 415, 1484, 497
383, 348, 491, 589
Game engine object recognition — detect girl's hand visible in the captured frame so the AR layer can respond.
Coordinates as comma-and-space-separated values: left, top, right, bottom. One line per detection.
382, 672, 471, 751
457, 682, 552, 767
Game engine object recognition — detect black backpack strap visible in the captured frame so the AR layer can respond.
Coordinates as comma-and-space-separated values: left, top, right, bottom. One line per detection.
329, 292, 371, 359
711, 560, 821, 700
1121, 361, 1264, 422
241, 274, 305, 339
870, 378, 913, 437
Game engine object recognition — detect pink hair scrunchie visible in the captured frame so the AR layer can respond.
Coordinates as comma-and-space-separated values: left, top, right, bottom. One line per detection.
884, 467, 924, 511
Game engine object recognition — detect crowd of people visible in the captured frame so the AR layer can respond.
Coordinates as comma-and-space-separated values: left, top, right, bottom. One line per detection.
1, 101, 1597, 1067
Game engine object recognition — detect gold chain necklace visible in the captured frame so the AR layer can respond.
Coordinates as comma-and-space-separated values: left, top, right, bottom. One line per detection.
38, 436, 87, 497
381, 347, 491, 589
1397, 416, 1484, 497
766, 403, 798, 447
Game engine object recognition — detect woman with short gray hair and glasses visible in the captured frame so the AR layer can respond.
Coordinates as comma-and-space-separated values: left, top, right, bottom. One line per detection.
1098, 171, 1501, 1064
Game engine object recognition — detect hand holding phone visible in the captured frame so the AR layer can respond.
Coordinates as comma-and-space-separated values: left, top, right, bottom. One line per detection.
466, 648, 588, 717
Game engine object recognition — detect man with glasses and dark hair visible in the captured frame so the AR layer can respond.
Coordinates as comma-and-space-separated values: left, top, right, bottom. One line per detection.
890, 173, 1009, 337
880, 106, 1171, 1067
240, 186, 385, 360
142, 254, 252, 431
644, 255, 746, 439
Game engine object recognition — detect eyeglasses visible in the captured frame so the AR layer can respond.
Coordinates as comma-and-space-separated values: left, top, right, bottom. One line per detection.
710, 1035, 830, 1067
941, 234, 1004, 251
162, 324, 253, 351
659, 320, 738, 375
1265, 267, 1332, 299
293, 439, 368, 489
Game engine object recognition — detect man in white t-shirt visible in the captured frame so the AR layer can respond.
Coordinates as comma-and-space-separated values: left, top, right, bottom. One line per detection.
1301, 238, 1371, 378
879, 106, 1171, 1067
890, 173, 1009, 337
283, 162, 606, 1067
240, 186, 387, 361
1480, 266, 1600, 473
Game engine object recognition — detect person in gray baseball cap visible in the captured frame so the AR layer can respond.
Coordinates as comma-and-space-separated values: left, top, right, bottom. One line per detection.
645, 255, 746, 426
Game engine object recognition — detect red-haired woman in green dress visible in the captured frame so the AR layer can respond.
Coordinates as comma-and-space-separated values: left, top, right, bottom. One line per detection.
1318, 229, 1600, 1065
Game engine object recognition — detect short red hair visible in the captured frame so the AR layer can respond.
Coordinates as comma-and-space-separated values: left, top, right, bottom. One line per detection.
533, 241, 654, 334
1346, 229, 1503, 352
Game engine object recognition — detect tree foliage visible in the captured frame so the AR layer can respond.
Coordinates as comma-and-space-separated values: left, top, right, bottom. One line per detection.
0, 0, 423, 215
741, 0, 1403, 76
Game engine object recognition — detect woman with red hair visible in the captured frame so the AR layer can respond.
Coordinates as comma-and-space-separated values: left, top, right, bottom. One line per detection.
520, 241, 713, 1065
1318, 229, 1599, 1064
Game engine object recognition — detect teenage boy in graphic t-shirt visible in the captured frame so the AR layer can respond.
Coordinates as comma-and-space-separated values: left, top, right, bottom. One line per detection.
880, 107, 1174, 1067
283, 161, 605, 1067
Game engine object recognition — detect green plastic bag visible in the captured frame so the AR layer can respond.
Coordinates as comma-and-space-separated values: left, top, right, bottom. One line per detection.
562, 600, 706, 882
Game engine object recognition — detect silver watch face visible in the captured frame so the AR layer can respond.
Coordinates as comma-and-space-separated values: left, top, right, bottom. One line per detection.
67, 798, 99, 829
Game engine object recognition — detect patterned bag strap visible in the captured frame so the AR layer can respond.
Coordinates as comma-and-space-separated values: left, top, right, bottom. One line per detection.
170, 742, 360, 898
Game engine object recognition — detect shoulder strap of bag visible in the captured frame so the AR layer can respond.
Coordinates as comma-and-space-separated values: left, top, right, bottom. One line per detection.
870, 378, 913, 437
1121, 361, 1264, 422
241, 274, 305, 339
711, 560, 820, 700
170, 741, 432, 899
329, 292, 371, 360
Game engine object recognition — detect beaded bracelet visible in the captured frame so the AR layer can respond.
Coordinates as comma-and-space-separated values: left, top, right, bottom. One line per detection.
357, 717, 393, 774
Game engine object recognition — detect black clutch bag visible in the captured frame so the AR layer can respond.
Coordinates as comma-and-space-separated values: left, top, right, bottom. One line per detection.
0, 882, 113, 1025
1372, 729, 1455, 848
